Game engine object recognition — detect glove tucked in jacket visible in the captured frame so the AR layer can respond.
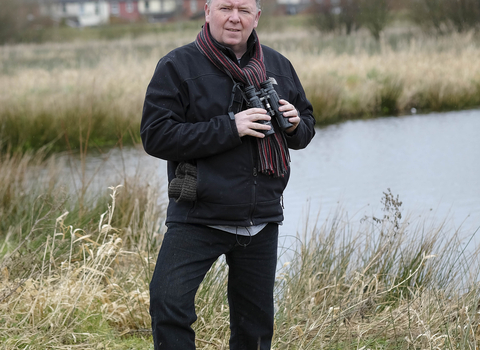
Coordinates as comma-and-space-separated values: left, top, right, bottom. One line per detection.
168, 162, 197, 202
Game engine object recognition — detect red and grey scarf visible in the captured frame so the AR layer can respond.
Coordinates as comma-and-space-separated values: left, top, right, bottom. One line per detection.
195, 23, 290, 177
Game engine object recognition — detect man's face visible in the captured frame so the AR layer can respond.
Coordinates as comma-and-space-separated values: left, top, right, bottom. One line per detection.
205, 0, 261, 58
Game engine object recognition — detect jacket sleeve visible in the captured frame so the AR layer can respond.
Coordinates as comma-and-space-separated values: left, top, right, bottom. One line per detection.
140, 57, 242, 162
283, 62, 316, 150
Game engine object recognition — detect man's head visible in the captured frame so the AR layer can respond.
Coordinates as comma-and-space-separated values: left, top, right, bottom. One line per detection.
206, 0, 261, 10
205, 0, 261, 59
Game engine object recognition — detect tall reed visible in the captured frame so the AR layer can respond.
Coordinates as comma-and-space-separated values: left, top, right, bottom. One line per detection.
1, 22, 480, 349
282, 30, 480, 124
1, 172, 479, 349
2, 27, 480, 154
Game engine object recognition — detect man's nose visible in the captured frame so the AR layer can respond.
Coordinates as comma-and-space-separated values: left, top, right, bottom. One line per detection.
229, 9, 240, 22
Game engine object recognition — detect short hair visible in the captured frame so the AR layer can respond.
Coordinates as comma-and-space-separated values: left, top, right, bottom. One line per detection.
206, 0, 261, 10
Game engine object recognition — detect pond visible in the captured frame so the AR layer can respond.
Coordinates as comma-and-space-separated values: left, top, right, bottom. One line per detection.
78, 109, 480, 251
282, 109, 480, 247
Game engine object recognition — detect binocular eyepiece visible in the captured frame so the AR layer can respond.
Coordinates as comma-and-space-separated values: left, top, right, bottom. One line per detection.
244, 80, 294, 136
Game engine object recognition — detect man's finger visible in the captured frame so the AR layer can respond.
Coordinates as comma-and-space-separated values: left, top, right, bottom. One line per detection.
252, 114, 271, 122
245, 108, 267, 116
251, 121, 271, 130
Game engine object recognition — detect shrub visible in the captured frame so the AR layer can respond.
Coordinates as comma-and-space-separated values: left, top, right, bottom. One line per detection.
0, 0, 22, 44
310, 0, 361, 34
409, 0, 480, 34
358, 0, 390, 41
310, 0, 390, 40
0, 0, 56, 45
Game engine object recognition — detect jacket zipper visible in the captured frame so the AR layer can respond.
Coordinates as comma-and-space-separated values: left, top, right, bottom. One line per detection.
249, 138, 258, 226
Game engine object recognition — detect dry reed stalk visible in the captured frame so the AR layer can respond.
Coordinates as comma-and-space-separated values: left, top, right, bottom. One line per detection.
270, 204, 480, 349
2, 29, 480, 347
0, 184, 165, 349
1, 179, 479, 349
2, 29, 480, 151
285, 45, 480, 121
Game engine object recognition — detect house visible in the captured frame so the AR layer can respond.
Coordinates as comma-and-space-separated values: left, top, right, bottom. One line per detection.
182, 0, 205, 19
36, 0, 288, 27
20, 0, 44, 21
137, 0, 178, 21
38, 0, 195, 26
109, 1, 141, 22
40, 0, 110, 27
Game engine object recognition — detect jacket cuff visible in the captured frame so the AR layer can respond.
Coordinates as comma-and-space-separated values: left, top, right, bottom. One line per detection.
227, 113, 241, 141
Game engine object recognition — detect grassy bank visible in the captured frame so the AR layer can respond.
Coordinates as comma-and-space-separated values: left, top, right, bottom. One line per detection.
2, 20, 480, 348
1, 152, 480, 349
1, 25, 480, 154
294, 30, 480, 125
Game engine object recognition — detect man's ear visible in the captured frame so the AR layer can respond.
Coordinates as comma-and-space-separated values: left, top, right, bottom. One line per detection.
254, 10, 261, 28
205, 3, 211, 23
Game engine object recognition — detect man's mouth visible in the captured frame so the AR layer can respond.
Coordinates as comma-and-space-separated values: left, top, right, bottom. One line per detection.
227, 29, 241, 32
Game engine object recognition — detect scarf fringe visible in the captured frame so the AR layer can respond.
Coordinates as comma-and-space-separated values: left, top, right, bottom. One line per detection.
257, 130, 290, 177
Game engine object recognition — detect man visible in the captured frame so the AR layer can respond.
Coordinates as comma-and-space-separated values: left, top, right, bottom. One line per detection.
140, 0, 315, 347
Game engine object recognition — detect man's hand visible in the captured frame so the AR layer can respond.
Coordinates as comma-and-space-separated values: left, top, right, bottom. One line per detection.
234, 108, 272, 138
278, 99, 300, 134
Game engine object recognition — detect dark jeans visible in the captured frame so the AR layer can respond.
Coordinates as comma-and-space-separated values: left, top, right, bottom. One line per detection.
149, 222, 279, 350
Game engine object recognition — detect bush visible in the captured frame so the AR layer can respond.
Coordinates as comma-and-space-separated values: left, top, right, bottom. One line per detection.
0, 0, 56, 45
358, 0, 390, 41
310, 0, 361, 34
0, 0, 22, 44
409, 0, 480, 34
310, 0, 390, 40
340, 0, 362, 34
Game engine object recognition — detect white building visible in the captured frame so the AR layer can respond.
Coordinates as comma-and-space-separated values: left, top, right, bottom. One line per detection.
137, 0, 178, 21
41, 0, 110, 27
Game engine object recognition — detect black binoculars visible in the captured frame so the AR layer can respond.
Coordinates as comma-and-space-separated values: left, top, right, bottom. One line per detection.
244, 80, 293, 136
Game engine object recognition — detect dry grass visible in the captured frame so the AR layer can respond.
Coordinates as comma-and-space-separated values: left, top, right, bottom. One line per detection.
0, 186, 155, 348
1, 166, 479, 349
1, 24, 480, 349
1, 27, 480, 153
281, 30, 480, 124
0, 33, 194, 153
272, 215, 480, 349
0, 148, 167, 348
0, 181, 166, 349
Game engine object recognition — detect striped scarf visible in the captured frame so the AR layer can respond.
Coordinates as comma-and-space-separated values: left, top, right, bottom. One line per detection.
195, 23, 290, 177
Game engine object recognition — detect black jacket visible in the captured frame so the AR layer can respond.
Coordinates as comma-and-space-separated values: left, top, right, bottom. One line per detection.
141, 38, 315, 227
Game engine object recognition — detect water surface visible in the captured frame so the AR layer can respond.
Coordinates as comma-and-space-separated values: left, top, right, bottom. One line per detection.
78, 109, 480, 249
283, 109, 480, 247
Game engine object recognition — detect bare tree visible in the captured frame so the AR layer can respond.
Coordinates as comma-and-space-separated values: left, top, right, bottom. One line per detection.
311, 0, 361, 34
409, 0, 480, 34
445, 0, 480, 32
311, 0, 391, 39
358, 0, 389, 41
0, 0, 22, 44
340, 0, 361, 34
0, 0, 55, 44
310, 1, 341, 33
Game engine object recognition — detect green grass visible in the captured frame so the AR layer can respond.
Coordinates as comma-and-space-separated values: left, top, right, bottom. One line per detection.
1, 106, 140, 154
